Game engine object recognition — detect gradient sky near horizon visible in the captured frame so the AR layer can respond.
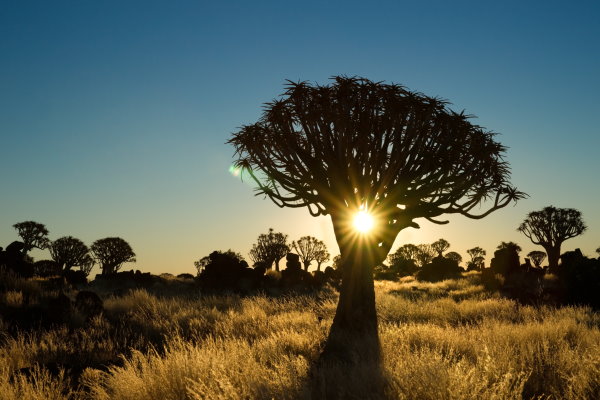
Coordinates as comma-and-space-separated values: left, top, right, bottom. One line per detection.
1, 0, 599, 275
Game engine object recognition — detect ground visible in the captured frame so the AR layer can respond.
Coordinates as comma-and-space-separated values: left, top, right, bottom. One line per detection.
0, 272, 598, 399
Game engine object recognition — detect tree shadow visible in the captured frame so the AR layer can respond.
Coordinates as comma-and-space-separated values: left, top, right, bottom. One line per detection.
305, 326, 389, 399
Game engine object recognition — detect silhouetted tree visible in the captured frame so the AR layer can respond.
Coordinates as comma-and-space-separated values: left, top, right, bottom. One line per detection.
394, 244, 420, 263
518, 206, 586, 270
91, 237, 136, 275
387, 249, 418, 277
249, 228, 289, 271
416, 244, 436, 267
417, 255, 462, 282
229, 76, 523, 351
527, 250, 546, 268
332, 254, 342, 270
596, 247, 600, 257
32, 259, 61, 277
79, 254, 95, 277
49, 236, 90, 271
314, 247, 331, 272
490, 244, 520, 276
194, 249, 243, 275
197, 250, 252, 291
467, 247, 486, 270
445, 251, 463, 266
13, 221, 50, 255
292, 236, 328, 270
497, 241, 522, 253
431, 238, 450, 257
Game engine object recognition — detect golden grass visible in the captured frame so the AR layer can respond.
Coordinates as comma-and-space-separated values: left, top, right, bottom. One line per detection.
0, 274, 598, 399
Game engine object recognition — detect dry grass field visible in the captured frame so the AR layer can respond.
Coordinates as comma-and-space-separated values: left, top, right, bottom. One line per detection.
0, 272, 599, 399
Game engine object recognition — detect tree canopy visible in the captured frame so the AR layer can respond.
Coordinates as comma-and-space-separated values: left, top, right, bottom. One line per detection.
431, 238, 450, 257
518, 206, 586, 270
49, 236, 91, 271
527, 250, 547, 268
230, 76, 524, 257
467, 247, 486, 270
248, 228, 289, 271
292, 236, 328, 271
445, 251, 463, 266
13, 221, 50, 254
497, 241, 522, 253
91, 237, 136, 275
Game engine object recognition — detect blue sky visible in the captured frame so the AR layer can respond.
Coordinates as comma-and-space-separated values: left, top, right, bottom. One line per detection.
1, 0, 599, 274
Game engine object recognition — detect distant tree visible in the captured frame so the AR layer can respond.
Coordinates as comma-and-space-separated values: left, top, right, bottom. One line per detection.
91, 237, 136, 275
49, 236, 90, 271
197, 250, 250, 291
194, 256, 211, 275
292, 236, 328, 270
79, 254, 95, 277
387, 249, 418, 277
518, 206, 586, 270
229, 76, 523, 352
445, 251, 463, 266
527, 250, 546, 268
431, 239, 450, 257
249, 228, 289, 271
13, 221, 50, 254
314, 248, 331, 271
466, 247, 486, 270
416, 244, 436, 267
497, 241, 522, 253
596, 247, 600, 257
394, 244, 420, 263
32, 260, 61, 277
332, 255, 342, 271
195, 249, 243, 275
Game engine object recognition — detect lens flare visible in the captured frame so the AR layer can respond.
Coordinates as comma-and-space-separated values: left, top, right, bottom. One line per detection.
229, 165, 241, 177
354, 210, 374, 233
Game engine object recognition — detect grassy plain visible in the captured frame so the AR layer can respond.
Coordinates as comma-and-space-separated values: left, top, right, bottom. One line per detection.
0, 272, 599, 399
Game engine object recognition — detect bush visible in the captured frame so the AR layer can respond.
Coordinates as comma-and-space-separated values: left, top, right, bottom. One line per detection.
416, 256, 462, 282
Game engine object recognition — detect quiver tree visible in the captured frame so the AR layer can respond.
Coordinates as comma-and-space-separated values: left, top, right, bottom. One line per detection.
416, 244, 436, 267
91, 237, 136, 275
314, 247, 331, 272
431, 238, 450, 257
518, 206, 586, 270
292, 236, 328, 271
497, 241, 522, 253
466, 247, 486, 270
527, 250, 546, 268
195, 249, 243, 275
445, 251, 463, 266
49, 236, 90, 271
387, 247, 418, 276
248, 228, 289, 271
13, 221, 50, 255
229, 76, 524, 349
393, 244, 420, 263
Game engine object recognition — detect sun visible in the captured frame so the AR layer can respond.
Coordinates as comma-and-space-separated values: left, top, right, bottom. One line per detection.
353, 210, 374, 233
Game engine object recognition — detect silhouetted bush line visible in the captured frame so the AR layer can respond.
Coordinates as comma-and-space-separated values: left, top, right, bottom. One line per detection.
196, 251, 340, 295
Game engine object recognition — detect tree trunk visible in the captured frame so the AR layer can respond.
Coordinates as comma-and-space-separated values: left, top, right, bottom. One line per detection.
332, 246, 378, 331
303, 261, 310, 271
322, 211, 387, 362
545, 245, 561, 272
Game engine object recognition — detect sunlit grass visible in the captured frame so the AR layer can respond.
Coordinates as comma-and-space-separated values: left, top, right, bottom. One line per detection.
0, 274, 598, 399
